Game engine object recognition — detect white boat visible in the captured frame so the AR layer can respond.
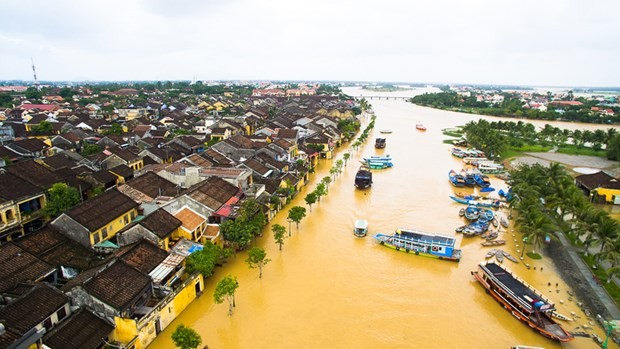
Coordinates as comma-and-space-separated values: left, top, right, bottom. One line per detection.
511, 346, 545, 349
485, 249, 497, 259
379, 129, 393, 134
354, 219, 368, 238
549, 310, 573, 322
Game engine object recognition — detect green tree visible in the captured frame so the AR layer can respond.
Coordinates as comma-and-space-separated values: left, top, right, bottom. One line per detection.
103, 123, 123, 136
44, 183, 81, 217
287, 206, 307, 231
81, 143, 102, 156
185, 242, 232, 278
343, 152, 351, 166
31, 121, 53, 135
214, 275, 239, 316
245, 247, 270, 278
304, 192, 317, 211
171, 324, 202, 349
272, 223, 287, 250
321, 176, 332, 190
314, 182, 327, 202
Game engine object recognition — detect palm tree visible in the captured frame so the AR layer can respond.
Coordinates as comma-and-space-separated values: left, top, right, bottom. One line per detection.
518, 210, 556, 255
593, 216, 619, 262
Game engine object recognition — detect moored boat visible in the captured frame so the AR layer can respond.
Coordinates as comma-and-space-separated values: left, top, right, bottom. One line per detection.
354, 219, 368, 238
485, 249, 498, 259
501, 216, 509, 228
416, 123, 426, 131
471, 262, 574, 342
374, 137, 386, 149
481, 239, 506, 246
549, 311, 573, 322
355, 165, 373, 189
495, 249, 504, 263
449, 195, 500, 208
373, 228, 462, 262
511, 346, 545, 349
449, 170, 466, 187
502, 250, 518, 263
379, 129, 392, 134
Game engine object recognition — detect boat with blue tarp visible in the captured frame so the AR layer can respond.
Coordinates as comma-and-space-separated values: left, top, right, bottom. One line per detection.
373, 228, 462, 262
362, 155, 394, 169
471, 262, 574, 342
448, 170, 466, 187
449, 195, 501, 208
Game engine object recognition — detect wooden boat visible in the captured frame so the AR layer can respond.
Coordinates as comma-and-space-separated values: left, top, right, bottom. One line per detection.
500, 216, 509, 228
449, 170, 466, 187
379, 129, 392, 134
416, 123, 426, 131
511, 346, 545, 349
492, 217, 499, 227
484, 231, 498, 240
354, 165, 373, 189
449, 195, 500, 208
485, 249, 498, 259
495, 249, 504, 263
458, 208, 465, 217
481, 239, 506, 246
471, 262, 574, 342
502, 250, 518, 263
373, 228, 462, 262
549, 311, 573, 322
473, 173, 491, 188
374, 137, 386, 149
354, 219, 368, 238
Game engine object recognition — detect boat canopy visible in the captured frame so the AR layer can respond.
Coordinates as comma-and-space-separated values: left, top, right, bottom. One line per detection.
355, 219, 368, 230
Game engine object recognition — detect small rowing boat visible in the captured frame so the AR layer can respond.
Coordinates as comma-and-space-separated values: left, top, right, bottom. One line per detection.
495, 249, 504, 263
549, 311, 573, 322
481, 239, 506, 246
485, 249, 497, 259
502, 250, 518, 263
501, 216, 509, 228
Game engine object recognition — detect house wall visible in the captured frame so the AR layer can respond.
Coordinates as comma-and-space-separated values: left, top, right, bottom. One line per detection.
90, 208, 138, 246
594, 188, 620, 204
110, 273, 204, 349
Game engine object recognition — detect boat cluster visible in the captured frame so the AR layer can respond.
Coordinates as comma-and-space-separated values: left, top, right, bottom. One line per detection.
485, 248, 518, 263
361, 155, 394, 169
451, 147, 506, 175
448, 168, 492, 189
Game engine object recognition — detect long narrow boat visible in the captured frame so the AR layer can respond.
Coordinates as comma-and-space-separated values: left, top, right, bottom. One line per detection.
481, 239, 506, 246
449, 195, 501, 208
373, 228, 462, 262
471, 262, 574, 342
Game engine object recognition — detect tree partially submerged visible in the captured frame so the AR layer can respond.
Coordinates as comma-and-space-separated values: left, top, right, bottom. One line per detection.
221, 199, 267, 250
287, 206, 307, 231
272, 223, 287, 250
171, 324, 202, 349
214, 275, 239, 316
245, 247, 271, 278
185, 242, 232, 278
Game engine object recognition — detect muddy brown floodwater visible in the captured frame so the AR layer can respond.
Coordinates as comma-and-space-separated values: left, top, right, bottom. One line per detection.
148, 88, 619, 349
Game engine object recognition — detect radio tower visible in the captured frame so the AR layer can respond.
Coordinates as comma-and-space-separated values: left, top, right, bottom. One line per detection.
31, 57, 40, 90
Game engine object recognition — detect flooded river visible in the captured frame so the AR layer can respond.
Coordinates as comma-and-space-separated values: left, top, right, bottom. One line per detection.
149, 87, 618, 349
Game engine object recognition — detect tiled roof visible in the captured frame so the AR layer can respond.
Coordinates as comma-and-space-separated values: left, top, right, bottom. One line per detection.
576, 171, 620, 190
139, 208, 182, 239
0, 172, 44, 202
44, 309, 114, 349
65, 189, 138, 232
115, 239, 168, 274
174, 207, 206, 232
14, 226, 99, 271
6, 160, 64, 189
108, 164, 134, 178
123, 172, 180, 199
188, 176, 240, 210
0, 243, 56, 293
0, 283, 68, 334
83, 259, 151, 311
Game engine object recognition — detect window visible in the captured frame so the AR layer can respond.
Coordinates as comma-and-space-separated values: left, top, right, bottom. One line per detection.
101, 228, 108, 240
124, 214, 129, 224
43, 317, 53, 330
130, 211, 136, 220
93, 232, 101, 244
57, 306, 67, 321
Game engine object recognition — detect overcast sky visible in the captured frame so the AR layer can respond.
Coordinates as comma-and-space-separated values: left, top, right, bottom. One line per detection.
0, 0, 618, 87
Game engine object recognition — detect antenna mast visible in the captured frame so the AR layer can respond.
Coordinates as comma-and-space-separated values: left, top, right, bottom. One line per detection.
31, 57, 40, 90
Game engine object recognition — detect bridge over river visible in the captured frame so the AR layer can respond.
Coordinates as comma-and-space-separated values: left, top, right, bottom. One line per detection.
360, 95, 411, 100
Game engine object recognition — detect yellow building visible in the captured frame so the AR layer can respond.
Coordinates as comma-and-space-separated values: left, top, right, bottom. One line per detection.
50, 189, 139, 248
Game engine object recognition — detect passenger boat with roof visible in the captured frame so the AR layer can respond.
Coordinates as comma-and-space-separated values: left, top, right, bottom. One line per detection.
354, 165, 373, 189
374, 137, 386, 149
353, 219, 368, 238
471, 262, 574, 342
373, 228, 462, 262
448, 169, 466, 187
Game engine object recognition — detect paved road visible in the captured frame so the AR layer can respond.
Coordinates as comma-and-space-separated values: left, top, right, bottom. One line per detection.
556, 233, 620, 319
